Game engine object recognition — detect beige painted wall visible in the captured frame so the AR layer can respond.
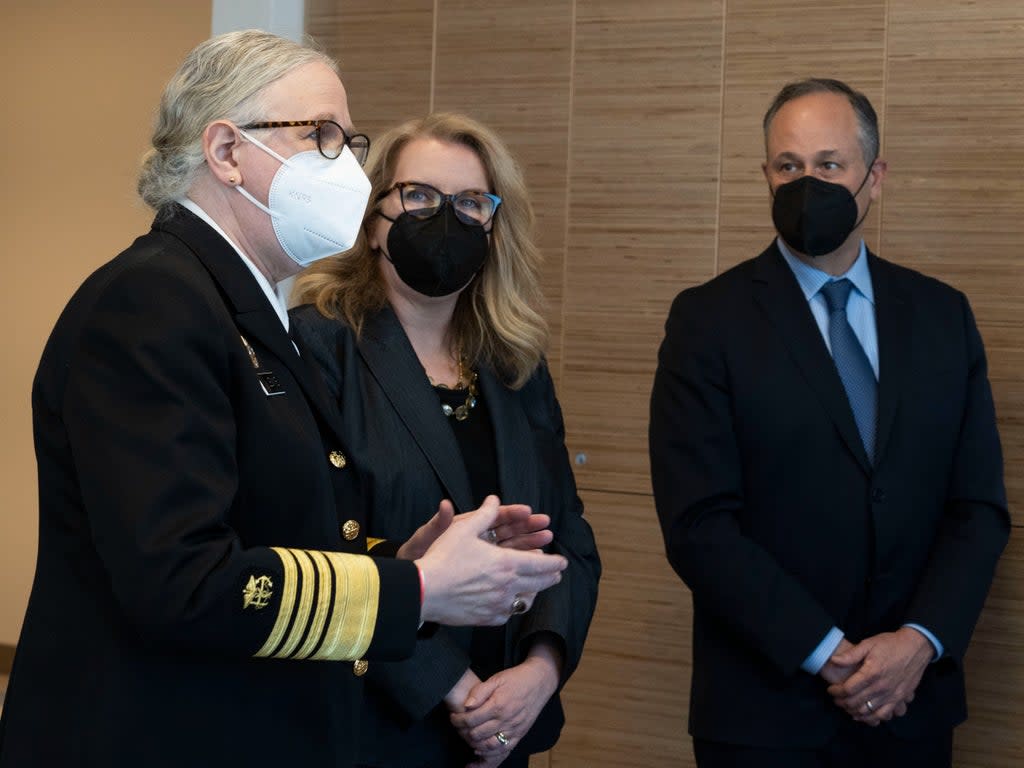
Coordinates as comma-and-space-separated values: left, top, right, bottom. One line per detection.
0, 1, 211, 645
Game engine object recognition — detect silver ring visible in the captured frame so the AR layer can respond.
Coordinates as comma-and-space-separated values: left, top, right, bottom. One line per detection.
510, 597, 527, 615
485, 528, 498, 544
865, 699, 875, 713
495, 731, 510, 747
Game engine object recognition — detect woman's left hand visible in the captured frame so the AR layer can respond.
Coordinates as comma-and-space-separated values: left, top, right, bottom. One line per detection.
398, 500, 553, 561
450, 652, 560, 762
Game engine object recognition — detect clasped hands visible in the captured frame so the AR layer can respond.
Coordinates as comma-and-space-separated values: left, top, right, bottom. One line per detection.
819, 627, 935, 726
398, 495, 566, 627
444, 646, 561, 768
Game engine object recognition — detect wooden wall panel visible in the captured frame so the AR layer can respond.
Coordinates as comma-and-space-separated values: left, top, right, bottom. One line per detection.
433, 0, 574, 378
954, 534, 1024, 767
553, 490, 692, 767
306, 0, 433, 136
562, 0, 724, 496
883, 0, 1024, 521
306, 3, 1022, 765
718, 0, 887, 273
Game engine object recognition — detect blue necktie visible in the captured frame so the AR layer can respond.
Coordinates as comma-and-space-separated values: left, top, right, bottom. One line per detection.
820, 279, 877, 463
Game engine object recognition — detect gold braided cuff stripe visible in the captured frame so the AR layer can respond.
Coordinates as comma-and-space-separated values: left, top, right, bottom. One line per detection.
367, 536, 387, 551
255, 547, 380, 661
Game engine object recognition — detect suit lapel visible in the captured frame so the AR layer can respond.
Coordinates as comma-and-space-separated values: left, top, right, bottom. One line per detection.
869, 253, 911, 468
357, 308, 476, 512
155, 206, 348, 445
477, 367, 539, 510
752, 243, 873, 474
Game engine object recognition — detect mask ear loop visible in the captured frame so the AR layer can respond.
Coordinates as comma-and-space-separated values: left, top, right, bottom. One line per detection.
233, 128, 289, 218
849, 156, 879, 232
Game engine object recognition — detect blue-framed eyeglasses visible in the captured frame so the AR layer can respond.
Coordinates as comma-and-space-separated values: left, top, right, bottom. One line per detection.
382, 181, 502, 227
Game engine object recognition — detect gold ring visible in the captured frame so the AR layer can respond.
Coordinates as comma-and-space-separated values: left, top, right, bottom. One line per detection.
495, 731, 510, 747
510, 597, 527, 615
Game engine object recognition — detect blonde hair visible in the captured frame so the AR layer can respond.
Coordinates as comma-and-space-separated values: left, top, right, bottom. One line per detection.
294, 113, 548, 389
137, 29, 336, 212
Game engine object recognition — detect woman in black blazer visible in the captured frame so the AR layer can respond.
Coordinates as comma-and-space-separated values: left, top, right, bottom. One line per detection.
292, 113, 600, 768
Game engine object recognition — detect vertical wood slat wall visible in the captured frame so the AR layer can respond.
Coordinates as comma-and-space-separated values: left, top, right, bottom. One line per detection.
308, 2, 1024, 766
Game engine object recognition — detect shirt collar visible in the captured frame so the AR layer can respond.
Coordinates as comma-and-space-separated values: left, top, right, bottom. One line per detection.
177, 197, 289, 331
776, 236, 874, 305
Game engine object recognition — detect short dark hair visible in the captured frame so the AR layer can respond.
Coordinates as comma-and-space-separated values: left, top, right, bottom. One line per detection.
762, 78, 879, 165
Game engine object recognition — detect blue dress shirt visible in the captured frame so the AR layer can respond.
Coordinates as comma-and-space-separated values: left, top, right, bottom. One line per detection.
775, 239, 944, 673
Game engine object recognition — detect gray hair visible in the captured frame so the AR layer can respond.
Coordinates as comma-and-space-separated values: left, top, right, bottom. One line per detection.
762, 78, 879, 166
137, 29, 337, 212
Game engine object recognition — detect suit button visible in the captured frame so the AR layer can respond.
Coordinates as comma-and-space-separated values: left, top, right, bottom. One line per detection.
871, 488, 886, 503
341, 520, 360, 541
353, 659, 368, 676
328, 450, 347, 469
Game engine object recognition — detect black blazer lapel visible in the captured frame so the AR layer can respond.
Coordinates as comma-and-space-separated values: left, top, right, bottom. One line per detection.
752, 243, 873, 474
869, 253, 911, 468
357, 308, 476, 512
477, 367, 540, 510
156, 205, 348, 445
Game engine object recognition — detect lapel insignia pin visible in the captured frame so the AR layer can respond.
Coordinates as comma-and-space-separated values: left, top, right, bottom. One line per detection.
239, 334, 261, 369
257, 371, 286, 396
242, 575, 274, 610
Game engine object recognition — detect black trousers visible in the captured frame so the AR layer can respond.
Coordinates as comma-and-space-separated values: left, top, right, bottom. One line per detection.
694, 720, 953, 768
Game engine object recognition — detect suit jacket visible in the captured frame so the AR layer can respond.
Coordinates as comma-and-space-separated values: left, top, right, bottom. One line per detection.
649, 242, 1009, 748
0, 206, 420, 768
291, 303, 601, 766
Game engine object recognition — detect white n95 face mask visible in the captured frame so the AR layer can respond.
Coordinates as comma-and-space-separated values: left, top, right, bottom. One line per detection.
236, 130, 371, 267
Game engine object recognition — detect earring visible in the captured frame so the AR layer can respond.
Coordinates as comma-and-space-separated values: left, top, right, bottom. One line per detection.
228, 176, 237, 184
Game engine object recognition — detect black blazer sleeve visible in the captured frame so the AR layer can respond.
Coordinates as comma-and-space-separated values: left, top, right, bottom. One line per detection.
511, 362, 601, 682
902, 292, 1009, 660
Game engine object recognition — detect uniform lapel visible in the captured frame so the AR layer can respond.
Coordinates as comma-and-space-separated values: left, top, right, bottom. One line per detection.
752, 243, 873, 474
477, 367, 539, 510
868, 253, 911, 468
155, 205, 348, 445
357, 308, 476, 512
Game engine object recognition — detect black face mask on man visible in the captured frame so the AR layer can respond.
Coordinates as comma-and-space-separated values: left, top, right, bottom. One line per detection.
381, 206, 489, 297
770, 161, 875, 257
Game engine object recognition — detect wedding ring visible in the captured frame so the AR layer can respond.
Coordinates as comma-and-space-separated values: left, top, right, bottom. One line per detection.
510, 597, 527, 615
485, 528, 498, 544
495, 731, 510, 747
865, 699, 875, 713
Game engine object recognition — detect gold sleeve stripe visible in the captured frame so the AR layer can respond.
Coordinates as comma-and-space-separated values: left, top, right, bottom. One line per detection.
294, 549, 333, 660
310, 551, 380, 661
277, 548, 317, 658
255, 547, 299, 658
254, 547, 380, 661
367, 537, 387, 551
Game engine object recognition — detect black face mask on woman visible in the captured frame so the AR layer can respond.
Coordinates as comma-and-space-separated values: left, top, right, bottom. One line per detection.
381, 206, 489, 297
770, 162, 875, 257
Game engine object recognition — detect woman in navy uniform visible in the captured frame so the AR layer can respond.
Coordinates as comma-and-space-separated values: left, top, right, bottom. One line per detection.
0, 32, 566, 768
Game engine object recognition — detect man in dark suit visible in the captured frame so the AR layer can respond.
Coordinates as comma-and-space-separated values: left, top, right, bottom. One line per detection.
0, 30, 565, 768
649, 78, 1009, 767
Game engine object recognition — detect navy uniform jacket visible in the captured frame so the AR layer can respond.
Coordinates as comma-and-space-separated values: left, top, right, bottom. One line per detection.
292, 304, 601, 766
0, 206, 420, 768
649, 242, 1009, 748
